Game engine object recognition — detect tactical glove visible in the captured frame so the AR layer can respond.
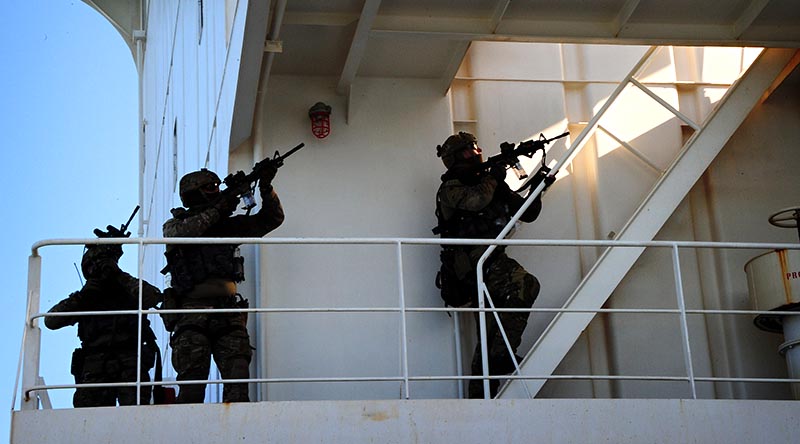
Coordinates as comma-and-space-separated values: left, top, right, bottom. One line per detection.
532, 166, 555, 191
259, 163, 278, 185
93, 225, 128, 238
540, 166, 557, 190
544, 171, 557, 189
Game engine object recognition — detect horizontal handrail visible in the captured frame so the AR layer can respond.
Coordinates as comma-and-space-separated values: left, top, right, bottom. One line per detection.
18, 236, 800, 409
30, 235, 800, 252
25, 372, 800, 397
31, 306, 800, 322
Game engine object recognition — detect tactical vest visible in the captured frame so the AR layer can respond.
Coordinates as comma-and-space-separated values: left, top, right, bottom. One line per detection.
76, 280, 156, 350
435, 179, 515, 241
165, 243, 243, 294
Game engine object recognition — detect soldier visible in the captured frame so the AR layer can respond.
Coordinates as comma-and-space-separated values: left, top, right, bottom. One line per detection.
162, 165, 284, 403
434, 132, 553, 398
45, 234, 162, 407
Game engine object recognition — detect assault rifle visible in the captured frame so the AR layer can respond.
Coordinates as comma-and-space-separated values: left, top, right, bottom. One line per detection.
486, 131, 569, 181
93, 205, 140, 238
221, 142, 304, 212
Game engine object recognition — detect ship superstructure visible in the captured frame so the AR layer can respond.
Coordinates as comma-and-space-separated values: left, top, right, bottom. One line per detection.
12, 1, 800, 442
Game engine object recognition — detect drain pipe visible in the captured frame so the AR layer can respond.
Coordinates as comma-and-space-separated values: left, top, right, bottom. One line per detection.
780, 315, 800, 398
251, 0, 288, 402
257, 0, 288, 98
134, 4, 146, 238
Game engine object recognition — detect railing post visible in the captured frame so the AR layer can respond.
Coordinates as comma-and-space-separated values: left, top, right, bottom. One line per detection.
395, 242, 411, 399
136, 239, 144, 405
672, 244, 697, 399
478, 283, 491, 399
22, 254, 43, 410
453, 312, 464, 398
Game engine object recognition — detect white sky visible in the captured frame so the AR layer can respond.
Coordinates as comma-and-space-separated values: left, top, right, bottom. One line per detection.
1, 0, 140, 433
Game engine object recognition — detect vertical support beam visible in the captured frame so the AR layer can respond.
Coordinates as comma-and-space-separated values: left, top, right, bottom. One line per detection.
22, 255, 42, 410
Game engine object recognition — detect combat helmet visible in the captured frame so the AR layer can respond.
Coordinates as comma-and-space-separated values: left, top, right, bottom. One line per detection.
436, 132, 477, 158
179, 168, 221, 207
437, 132, 479, 168
81, 243, 123, 280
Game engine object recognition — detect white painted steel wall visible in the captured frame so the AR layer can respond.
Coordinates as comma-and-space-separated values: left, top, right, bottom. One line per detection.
251, 76, 456, 400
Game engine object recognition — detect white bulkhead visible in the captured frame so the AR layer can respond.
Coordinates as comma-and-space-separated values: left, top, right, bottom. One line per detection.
12, 0, 800, 442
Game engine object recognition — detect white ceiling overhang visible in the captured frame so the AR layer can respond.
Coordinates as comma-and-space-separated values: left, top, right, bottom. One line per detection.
267, 0, 800, 95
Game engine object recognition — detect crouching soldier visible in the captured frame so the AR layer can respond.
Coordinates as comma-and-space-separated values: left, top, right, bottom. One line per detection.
45, 230, 162, 407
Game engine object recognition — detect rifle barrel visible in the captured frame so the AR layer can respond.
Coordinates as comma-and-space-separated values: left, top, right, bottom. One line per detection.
279, 142, 305, 160
121, 205, 140, 231
547, 132, 570, 143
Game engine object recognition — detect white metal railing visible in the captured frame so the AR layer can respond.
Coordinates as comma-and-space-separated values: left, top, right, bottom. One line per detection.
14, 236, 800, 410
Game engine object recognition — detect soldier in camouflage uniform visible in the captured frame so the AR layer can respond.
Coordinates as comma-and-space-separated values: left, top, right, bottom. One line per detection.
45, 238, 162, 407
434, 132, 553, 398
162, 165, 283, 403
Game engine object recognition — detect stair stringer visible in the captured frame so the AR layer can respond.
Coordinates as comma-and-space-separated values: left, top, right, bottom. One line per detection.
501, 48, 799, 399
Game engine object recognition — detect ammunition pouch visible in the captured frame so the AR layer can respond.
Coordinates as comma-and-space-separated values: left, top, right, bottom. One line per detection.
159, 287, 181, 332
222, 293, 249, 323
436, 248, 477, 308
163, 248, 201, 294
164, 244, 243, 294
218, 292, 249, 309
233, 255, 245, 282
70, 348, 86, 380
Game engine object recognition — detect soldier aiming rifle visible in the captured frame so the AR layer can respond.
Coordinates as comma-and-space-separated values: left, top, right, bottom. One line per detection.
161, 143, 300, 403
434, 130, 565, 398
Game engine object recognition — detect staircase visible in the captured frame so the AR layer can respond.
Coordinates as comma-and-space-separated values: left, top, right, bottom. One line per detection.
499, 47, 800, 399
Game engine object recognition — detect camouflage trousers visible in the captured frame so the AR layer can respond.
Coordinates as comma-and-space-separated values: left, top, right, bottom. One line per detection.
171, 312, 252, 403
71, 346, 155, 407
468, 252, 539, 398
